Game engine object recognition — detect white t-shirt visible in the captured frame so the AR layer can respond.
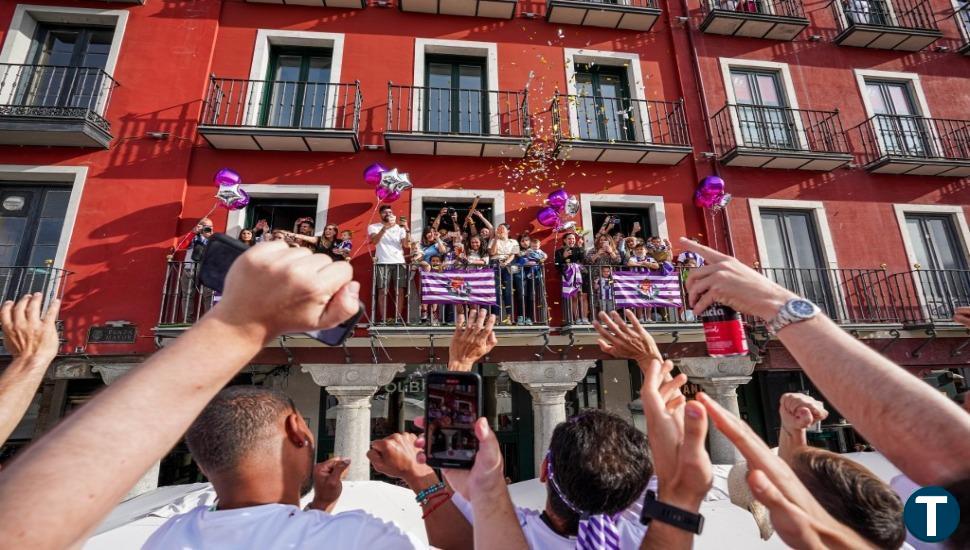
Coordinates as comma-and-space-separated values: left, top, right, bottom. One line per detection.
491, 238, 521, 263
367, 223, 407, 264
143, 503, 427, 550
450, 478, 657, 549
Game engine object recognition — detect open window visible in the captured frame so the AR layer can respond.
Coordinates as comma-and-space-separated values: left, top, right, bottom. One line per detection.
422, 200, 494, 233
590, 206, 653, 240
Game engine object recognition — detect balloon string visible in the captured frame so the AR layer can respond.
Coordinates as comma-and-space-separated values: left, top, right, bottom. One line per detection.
353, 202, 382, 261
174, 202, 221, 252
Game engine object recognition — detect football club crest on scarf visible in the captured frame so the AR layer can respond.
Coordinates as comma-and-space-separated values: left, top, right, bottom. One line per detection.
613, 270, 682, 308
421, 269, 497, 305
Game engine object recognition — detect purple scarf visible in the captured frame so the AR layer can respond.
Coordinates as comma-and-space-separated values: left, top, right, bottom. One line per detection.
546, 452, 621, 550
562, 263, 583, 299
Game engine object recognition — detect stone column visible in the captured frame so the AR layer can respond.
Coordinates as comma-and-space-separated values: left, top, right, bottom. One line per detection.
92, 364, 160, 500
302, 363, 405, 481
677, 356, 755, 465
499, 360, 594, 470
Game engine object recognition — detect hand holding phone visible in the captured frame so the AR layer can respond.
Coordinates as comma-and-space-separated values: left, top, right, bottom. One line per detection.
424, 372, 483, 469
198, 234, 363, 346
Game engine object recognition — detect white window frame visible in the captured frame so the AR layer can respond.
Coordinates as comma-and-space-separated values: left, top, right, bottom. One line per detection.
748, 198, 839, 269
408, 188, 505, 241
579, 193, 667, 251
226, 185, 331, 238
242, 30, 346, 127
893, 204, 970, 268
412, 38, 500, 135
853, 69, 937, 157
719, 58, 807, 151
0, 5, 129, 108
563, 48, 651, 143
954, 0, 970, 43
0, 164, 88, 271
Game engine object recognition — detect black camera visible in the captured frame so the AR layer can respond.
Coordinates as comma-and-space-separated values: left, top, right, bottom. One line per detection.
448, 208, 457, 216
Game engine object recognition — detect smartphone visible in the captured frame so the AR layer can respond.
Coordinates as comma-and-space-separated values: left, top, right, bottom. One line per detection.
198, 233, 363, 346
424, 371, 483, 469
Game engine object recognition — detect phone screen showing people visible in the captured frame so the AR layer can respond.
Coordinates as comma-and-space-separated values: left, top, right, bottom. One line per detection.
424, 372, 482, 469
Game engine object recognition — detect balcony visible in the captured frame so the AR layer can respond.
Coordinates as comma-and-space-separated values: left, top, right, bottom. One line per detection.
832, 0, 941, 51
700, 0, 809, 40
888, 269, 970, 327
399, 0, 516, 18
959, 8, 970, 54
245, 0, 365, 8
368, 264, 549, 339
712, 104, 852, 170
853, 115, 970, 177
384, 84, 531, 158
552, 94, 692, 165
0, 266, 69, 354
0, 64, 116, 148
546, 0, 662, 32
157, 261, 215, 335
761, 267, 900, 327
198, 77, 361, 153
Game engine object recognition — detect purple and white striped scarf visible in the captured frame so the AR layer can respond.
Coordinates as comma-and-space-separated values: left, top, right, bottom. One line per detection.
562, 263, 583, 299
546, 452, 621, 550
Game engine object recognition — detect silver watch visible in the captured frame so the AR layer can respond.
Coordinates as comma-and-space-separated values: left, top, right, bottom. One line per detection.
766, 298, 820, 335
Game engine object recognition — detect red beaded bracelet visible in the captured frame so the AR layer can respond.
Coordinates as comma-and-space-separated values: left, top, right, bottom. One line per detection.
421, 494, 451, 519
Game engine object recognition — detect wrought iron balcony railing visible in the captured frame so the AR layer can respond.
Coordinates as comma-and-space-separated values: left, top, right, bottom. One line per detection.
385, 84, 530, 138
370, 264, 549, 328
834, 0, 939, 32
158, 261, 215, 327
0, 265, 69, 306
200, 77, 362, 133
886, 268, 970, 326
703, 0, 806, 19
0, 63, 116, 133
553, 94, 690, 147
854, 114, 970, 163
760, 267, 899, 325
712, 104, 851, 156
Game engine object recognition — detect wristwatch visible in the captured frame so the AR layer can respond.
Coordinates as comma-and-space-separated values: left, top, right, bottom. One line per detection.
766, 298, 820, 335
639, 490, 704, 534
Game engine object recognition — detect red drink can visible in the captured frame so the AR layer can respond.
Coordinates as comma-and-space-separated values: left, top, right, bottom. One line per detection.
700, 303, 749, 357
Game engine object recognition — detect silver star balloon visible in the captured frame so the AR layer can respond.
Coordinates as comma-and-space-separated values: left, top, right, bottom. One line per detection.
380, 168, 413, 194
215, 183, 250, 210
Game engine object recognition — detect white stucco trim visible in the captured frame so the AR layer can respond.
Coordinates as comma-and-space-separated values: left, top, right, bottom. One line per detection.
853, 68, 932, 119
579, 193, 667, 249
408, 188, 505, 241
892, 204, 970, 268
226, 185, 331, 238
0, 4, 129, 75
412, 38, 500, 135
243, 30, 346, 127
0, 164, 88, 271
747, 198, 839, 268
718, 58, 807, 150
563, 48, 650, 142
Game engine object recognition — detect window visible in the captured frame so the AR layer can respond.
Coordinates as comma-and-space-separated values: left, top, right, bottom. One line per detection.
906, 214, 969, 271
730, 69, 795, 149
566, 364, 602, 417
591, 206, 652, 240
424, 55, 487, 135
262, 47, 332, 129
760, 209, 836, 314
865, 80, 928, 157
574, 64, 635, 142
19, 24, 113, 110
244, 197, 317, 233
0, 186, 69, 267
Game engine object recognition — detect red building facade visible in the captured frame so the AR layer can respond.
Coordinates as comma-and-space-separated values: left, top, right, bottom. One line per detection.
0, 0, 968, 483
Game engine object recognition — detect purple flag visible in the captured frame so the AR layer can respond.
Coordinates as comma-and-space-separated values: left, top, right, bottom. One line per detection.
612, 270, 683, 308
562, 263, 583, 299
420, 269, 497, 306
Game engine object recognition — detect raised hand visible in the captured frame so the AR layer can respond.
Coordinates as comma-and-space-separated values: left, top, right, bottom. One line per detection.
680, 238, 797, 320
779, 393, 827, 432
448, 309, 497, 371
214, 241, 358, 345
367, 432, 433, 485
308, 457, 351, 512
697, 393, 874, 550
0, 293, 61, 362
592, 310, 662, 364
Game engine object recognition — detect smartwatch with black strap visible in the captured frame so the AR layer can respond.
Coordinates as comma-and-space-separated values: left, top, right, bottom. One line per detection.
639, 490, 705, 535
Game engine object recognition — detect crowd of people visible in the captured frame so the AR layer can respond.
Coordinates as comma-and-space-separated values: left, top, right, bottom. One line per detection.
0, 235, 967, 549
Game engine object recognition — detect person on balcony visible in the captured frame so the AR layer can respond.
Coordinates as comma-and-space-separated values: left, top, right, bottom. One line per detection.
335, 230, 354, 260
176, 217, 214, 322
464, 235, 489, 268
519, 236, 547, 325
368, 205, 410, 325
587, 234, 621, 315
555, 232, 590, 325
237, 228, 256, 248
488, 223, 520, 326
467, 209, 493, 243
